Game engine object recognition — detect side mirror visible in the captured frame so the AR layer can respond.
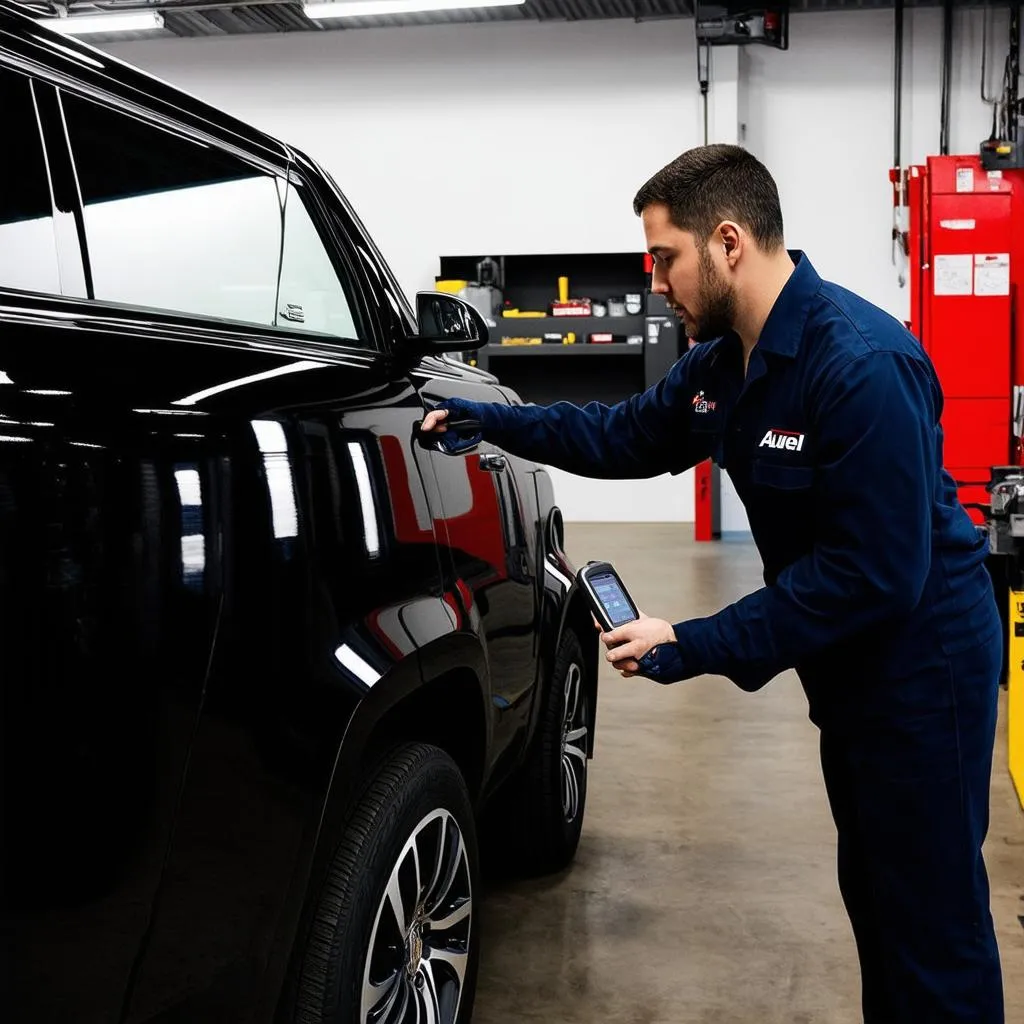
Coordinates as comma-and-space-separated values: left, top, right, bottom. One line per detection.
413, 291, 489, 353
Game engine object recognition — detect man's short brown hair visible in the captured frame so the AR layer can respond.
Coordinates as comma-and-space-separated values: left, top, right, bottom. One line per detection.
633, 144, 785, 252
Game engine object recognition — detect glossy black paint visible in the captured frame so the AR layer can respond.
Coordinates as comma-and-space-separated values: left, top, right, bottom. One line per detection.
0, 5, 597, 1022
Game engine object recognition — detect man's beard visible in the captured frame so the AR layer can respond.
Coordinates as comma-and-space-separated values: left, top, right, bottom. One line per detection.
685, 245, 737, 344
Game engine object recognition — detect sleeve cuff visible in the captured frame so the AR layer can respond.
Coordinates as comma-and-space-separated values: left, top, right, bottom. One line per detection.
672, 617, 777, 693
445, 397, 505, 432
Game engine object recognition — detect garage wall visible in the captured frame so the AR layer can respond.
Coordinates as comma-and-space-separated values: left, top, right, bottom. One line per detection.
104, 5, 1008, 525
105, 19, 704, 299
742, 5, 1008, 328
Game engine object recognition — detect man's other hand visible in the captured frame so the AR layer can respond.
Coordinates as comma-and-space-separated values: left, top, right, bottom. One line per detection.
600, 615, 675, 677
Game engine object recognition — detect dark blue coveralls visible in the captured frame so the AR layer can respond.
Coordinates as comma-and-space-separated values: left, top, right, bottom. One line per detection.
441, 252, 1005, 1022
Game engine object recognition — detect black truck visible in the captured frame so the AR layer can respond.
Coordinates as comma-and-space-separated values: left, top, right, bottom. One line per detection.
0, 5, 599, 1021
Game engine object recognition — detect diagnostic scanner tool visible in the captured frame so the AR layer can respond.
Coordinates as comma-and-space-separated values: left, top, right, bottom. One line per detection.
579, 560, 683, 683
579, 561, 640, 632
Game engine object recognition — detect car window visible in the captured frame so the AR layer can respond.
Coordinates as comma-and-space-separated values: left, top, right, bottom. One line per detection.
60, 91, 284, 328
0, 67, 61, 296
277, 182, 362, 343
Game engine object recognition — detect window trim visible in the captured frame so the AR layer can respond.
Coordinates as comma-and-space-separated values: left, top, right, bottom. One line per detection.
1, 50, 289, 181
295, 155, 417, 354
31, 77, 93, 299
276, 173, 382, 354
0, 54, 387, 360
0, 66, 74, 301
44, 86, 381, 356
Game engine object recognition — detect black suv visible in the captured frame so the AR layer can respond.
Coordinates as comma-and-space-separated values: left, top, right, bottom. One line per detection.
0, 6, 599, 1021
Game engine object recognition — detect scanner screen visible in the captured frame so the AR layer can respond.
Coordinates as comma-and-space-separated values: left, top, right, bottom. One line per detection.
593, 573, 635, 626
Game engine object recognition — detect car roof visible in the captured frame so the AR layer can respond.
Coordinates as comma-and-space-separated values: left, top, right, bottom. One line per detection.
0, 0, 292, 170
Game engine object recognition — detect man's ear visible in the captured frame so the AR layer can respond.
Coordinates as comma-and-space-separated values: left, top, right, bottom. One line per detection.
717, 222, 743, 264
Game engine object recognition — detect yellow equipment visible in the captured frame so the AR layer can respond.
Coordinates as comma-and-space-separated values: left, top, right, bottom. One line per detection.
1009, 591, 1024, 807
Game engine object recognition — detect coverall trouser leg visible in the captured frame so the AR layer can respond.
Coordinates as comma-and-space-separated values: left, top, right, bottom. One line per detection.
817, 629, 1004, 1024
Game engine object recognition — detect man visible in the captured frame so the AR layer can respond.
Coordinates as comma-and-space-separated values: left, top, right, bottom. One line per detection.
420, 144, 1004, 1022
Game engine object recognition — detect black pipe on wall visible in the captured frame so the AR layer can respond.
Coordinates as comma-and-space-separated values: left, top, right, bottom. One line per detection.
1010, 2, 1021, 144
939, 0, 954, 155
894, 0, 904, 168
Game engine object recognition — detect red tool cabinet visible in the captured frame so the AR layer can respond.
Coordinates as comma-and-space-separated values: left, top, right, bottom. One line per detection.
905, 154, 1024, 522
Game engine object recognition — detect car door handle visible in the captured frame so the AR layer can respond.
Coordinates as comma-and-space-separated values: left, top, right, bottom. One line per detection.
480, 453, 507, 472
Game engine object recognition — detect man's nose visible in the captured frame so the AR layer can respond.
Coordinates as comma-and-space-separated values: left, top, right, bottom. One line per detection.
651, 267, 669, 294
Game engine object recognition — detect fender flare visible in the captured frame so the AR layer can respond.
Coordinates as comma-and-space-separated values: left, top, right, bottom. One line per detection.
527, 507, 600, 756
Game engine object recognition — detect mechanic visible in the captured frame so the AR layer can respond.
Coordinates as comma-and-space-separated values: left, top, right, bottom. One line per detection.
421, 144, 1005, 1023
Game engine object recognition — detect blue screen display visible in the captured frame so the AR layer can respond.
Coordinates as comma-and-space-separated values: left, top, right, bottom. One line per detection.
592, 573, 635, 626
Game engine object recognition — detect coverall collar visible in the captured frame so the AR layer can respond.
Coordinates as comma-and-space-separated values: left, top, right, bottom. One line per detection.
753, 249, 821, 359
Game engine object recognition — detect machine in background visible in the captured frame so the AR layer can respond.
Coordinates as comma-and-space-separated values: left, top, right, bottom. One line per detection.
897, 151, 1023, 806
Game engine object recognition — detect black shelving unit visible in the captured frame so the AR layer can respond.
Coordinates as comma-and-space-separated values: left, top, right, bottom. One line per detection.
480, 344, 644, 357
437, 251, 682, 406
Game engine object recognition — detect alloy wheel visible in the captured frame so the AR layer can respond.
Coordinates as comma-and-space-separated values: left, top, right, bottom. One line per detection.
361, 809, 473, 1024
560, 661, 588, 823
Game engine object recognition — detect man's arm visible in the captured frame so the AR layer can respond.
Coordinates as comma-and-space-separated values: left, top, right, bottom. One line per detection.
669, 348, 937, 690
429, 346, 708, 480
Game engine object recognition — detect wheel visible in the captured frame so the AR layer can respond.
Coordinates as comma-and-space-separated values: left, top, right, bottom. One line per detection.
295, 743, 480, 1024
488, 629, 590, 876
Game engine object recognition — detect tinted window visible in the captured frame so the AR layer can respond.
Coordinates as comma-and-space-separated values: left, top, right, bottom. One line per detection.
278, 183, 361, 342
61, 92, 283, 327
0, 68, 61, 295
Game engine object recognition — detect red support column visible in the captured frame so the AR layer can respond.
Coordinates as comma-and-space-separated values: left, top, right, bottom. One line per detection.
694, 459, 720, 541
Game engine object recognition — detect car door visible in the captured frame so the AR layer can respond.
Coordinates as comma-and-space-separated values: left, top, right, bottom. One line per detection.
340, 213, 540, 762
0, 64, 226, 1024
33, 82, 457, 1023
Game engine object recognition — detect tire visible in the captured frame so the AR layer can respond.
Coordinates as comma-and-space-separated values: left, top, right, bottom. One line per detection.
489, 629, 590, 877
295, 743, 480, 1024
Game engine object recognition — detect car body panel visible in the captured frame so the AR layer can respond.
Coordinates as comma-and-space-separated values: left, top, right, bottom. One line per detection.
0, 4, 593, 1020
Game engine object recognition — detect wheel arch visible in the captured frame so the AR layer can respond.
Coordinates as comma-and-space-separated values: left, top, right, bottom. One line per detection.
534, 505, 600, 757
275, 643, 490, 1021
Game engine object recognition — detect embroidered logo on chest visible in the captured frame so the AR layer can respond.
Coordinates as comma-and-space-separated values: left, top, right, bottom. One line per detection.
692, 391, 716, 414
759, 428, 806, 452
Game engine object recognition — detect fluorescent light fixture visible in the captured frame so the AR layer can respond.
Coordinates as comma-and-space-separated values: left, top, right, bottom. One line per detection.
305, 0, 525, 19
40, 11, 165, 35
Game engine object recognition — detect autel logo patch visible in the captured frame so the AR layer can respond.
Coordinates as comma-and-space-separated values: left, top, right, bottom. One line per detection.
692, 391, 716, 414
759, 428, 806, 452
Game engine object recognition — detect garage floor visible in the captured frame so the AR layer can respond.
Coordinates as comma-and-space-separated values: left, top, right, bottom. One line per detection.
474, 524, 1024, 1024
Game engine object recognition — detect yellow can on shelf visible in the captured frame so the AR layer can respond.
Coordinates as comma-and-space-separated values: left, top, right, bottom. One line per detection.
435, 279, 468, 295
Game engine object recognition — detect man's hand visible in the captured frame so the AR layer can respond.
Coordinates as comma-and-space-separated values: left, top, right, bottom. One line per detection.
420, 408, 451, 433
599, 614, 676, 677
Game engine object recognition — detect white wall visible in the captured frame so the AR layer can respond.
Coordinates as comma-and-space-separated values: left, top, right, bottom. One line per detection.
104, 6, 1010, 524
742, 5, 1010, 325
106, 19, 703, 305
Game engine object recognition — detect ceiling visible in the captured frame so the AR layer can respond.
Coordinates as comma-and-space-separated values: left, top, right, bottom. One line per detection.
28, 0, 1010, 41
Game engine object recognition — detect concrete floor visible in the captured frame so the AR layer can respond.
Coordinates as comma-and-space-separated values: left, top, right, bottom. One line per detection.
474, 523, 1024, 1024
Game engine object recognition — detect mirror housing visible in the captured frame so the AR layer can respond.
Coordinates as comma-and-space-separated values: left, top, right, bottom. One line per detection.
413, 291, 489, 353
